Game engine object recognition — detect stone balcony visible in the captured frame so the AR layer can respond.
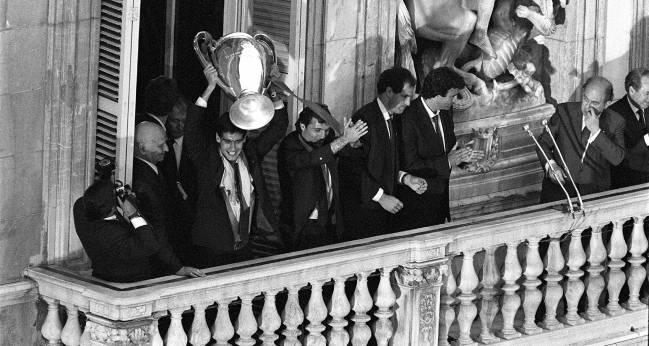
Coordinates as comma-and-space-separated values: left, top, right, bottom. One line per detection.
25, 185, 649, 346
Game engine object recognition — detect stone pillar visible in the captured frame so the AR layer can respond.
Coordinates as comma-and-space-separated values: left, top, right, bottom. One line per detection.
319, 0, 399, 123
82, 313, 156, 346
391, 258, 447, 346
629, 0, 649, 69
43, 0, 101, 264
542, 0, 607, 103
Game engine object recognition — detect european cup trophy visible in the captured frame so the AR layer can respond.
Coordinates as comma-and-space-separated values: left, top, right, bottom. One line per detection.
193, 31, 277, 130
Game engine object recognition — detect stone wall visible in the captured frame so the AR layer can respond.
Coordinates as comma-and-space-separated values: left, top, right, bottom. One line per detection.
0, 1, 50, 344
0, 0, 99, 344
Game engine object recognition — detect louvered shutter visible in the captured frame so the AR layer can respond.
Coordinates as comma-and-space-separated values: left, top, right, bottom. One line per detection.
252, 0, 291, 74
96, 0, 141, 182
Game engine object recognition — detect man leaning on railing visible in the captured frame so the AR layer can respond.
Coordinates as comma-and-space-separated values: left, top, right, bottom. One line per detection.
73, 180, 204, 283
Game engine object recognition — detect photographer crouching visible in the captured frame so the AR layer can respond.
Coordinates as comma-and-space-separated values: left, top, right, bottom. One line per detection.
73, 179, 204, 283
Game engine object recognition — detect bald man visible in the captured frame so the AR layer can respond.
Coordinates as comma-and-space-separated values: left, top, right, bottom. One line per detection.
132, 121, 203, 278
536, 76, 625, 203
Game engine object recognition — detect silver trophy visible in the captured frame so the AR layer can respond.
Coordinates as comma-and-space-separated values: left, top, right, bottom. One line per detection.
193, 31, 277, 130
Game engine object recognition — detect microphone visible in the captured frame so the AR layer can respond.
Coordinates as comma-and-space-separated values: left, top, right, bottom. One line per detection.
523, 124, 575, 215
541, 119, 585, 215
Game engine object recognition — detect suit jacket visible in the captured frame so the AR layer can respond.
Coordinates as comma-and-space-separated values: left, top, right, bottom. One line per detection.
608, 96, 649, 187
73, 198, 161, 283
185, 103, 288, 254
159, 137, 197, 261
350, 99, 400, 208
132, 158, 183, 273
537, 102, 625, 193
400, 97, 457, 223
278, 131, 343, 242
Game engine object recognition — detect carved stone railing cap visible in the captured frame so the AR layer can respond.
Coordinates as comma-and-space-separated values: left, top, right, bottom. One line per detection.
24, 184, 648, 321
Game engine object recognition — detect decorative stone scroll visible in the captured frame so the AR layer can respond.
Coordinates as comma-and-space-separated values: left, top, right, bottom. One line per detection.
392, 258, 447, 346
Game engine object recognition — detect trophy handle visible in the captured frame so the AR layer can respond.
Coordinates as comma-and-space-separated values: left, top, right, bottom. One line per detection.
253, 33, 277, 66
193, 31, 214, 69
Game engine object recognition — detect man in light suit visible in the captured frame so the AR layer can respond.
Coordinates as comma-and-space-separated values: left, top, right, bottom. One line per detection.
339, 67, 427, 240
399, 67, 484, 229
609, 68, 649, 188
537, 76, 625, 203
159, 97, 198, 263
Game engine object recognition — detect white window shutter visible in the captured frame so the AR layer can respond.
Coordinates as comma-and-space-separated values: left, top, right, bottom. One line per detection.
96, 0, 141, 183
252, 0, 292, 75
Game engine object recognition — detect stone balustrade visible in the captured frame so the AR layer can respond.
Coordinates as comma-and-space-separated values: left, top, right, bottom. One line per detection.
26, 185, 649, 345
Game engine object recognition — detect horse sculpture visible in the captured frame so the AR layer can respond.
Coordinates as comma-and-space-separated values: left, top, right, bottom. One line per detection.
398, 0, 566, 102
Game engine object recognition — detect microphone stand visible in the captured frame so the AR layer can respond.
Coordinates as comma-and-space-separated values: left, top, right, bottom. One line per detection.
541, 119, 585, 215
523, 124, 576, 215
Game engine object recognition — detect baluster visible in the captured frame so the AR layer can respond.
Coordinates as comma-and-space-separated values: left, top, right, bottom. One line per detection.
457, 250, 479, 345
282, 285, 304, 346
522, 237, 543, 335
150, 312, 165, 346
327, 276, 351, 346
438, 260, 457, 346
605, 220, 628, 316
189, 303, 211, 346
236, 295, 258, 346
372, 267, 396, 346
259, 291, 281, 346
624, 216, 649, 310
60, 304, 81, 346
305, 280, 328, 346
350, 271, 373, 346
541, 235, 565, 330
213, 299, 235, 346
478, 246, 501, 343
583, 224, 607, 321
42, 297, 62, 345
165, 308, 188, 346
79, 310, 90, 346
561, 229, 586, 325
497, 241, 522, 339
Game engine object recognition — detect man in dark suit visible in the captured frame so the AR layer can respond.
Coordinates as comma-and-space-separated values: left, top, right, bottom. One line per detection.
399, 67, 484, 229
132, 121, 202, 277
537, 76, 625, 203
159, 97, 197, 263
73, 180, 204, 283
340, 67, 427, 240
185, 66, 288, 267
278, 105, 367, 250
609, 68, 649, 188
135, 76, 179, 130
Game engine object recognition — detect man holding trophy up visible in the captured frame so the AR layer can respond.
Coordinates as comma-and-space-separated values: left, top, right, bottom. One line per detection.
186, 32, 289, 267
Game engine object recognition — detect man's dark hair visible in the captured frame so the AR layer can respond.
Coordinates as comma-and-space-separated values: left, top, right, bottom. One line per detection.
624, 68, 649, 93
296, 104, 330, 131
82, 180, 115, 220
144, 76, 179, 117
215, 112, 247, 137
583, 76, 614, 102
377, 67, 416, 94
420, 67, 466, 99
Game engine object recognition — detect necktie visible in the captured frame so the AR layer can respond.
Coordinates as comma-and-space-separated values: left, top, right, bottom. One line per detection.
581, 127, 590, 146
321, 164, 332, 207
232, 162, 246, 210
430, 116, 438, 133
638, 109, 646, 128
386, 117, 393, 139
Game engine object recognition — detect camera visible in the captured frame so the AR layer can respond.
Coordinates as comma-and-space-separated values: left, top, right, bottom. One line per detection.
114, 180, 134, 202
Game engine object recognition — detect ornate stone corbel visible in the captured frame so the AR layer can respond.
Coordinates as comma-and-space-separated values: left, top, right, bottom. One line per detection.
83, 313, 155, 346
392, 258, 448, 346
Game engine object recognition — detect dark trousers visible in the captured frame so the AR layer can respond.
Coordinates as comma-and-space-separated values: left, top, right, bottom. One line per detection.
539, 177, 606, 204
396, 186, 448, 231
344, 205, 392, 241
192, 245, 252, 268
292, 219, 337, 251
